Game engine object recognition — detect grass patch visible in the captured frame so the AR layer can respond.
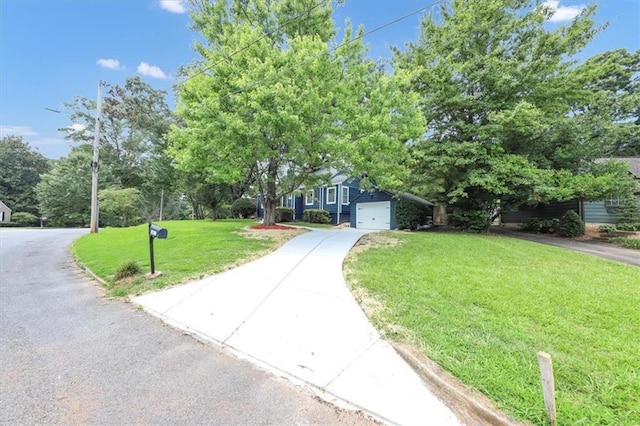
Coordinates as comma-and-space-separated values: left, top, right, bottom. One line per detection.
73, 219, 301, 296
345, 232, 640, 425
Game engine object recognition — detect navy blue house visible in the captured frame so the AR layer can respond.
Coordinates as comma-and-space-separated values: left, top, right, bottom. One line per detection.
257, 170, 434, 230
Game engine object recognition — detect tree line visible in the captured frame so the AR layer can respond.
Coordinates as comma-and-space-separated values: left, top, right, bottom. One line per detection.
1, 0, 638, 230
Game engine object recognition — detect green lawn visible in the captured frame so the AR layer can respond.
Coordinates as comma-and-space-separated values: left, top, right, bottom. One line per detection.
345, 232, 640, 425
72, 219, 293, 296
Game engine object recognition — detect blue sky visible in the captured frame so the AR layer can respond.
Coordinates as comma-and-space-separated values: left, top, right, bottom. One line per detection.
1, 0, 638, 159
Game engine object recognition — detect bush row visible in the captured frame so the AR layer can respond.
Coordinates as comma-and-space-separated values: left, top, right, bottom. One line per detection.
609, 237, 640, 250
599, 223, 640, 233
522, 210, 585, 237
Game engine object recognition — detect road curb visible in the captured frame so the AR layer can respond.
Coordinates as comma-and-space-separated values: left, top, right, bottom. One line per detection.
392, 343, 525, 426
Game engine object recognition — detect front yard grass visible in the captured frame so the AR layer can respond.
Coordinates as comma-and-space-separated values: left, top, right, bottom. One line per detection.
345, 232, 640, 425
72, 219, 302, 296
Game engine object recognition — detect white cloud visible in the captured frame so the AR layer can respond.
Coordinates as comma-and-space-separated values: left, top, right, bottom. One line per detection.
137, 62, 168, 79
97, 58, 123, 70
159, 0, 185, 14
67, 123, 86, 133
0, 125, 37, 138
541, 0, 585, 23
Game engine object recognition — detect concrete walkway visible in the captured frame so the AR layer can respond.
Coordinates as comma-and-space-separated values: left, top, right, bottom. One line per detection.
490, 227, 640, 267
133, 229, 460, 426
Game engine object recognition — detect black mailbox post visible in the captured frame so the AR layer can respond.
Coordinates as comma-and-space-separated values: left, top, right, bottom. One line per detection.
148, 223, 168, 274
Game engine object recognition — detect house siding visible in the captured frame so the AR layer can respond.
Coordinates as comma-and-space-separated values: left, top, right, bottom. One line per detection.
501, 200, 581, 224
350, 190, 398, 230
583, 194, 640, 224
0, 201, 12, 223
584, 201, 616, 224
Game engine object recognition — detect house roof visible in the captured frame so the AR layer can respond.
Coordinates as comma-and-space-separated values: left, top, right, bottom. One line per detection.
0, 200, 11, 211
596, 157, 640, 179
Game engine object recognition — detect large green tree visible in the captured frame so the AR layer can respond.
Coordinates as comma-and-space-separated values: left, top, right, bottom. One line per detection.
170, 0, 423, 225
62, 76, 175, 195
0, 135, 50, 215
36, 145, 117, 227
572, 49, 640, 157
394, 0, 634, 230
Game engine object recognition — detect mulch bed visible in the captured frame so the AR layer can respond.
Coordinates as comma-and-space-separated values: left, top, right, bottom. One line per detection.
249, 224, 295, 230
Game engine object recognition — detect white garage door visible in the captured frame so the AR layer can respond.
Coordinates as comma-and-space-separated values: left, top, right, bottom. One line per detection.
356, 201, 391, 230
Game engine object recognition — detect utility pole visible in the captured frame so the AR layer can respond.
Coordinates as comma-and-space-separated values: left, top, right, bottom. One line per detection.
90, 81, 103, 233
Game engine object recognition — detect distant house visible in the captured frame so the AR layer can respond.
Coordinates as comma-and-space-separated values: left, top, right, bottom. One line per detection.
258, 170, 434, 230
0, 200, 12, 223
501, 157, 640, 225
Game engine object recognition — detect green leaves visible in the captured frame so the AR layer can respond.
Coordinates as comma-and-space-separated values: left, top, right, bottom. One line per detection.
394, 0, 631, 229
0, 136, 50, 215
171, 0, 424, 224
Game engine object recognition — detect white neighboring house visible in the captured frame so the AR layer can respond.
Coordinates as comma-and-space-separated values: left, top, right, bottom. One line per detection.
0, 200, 12, 222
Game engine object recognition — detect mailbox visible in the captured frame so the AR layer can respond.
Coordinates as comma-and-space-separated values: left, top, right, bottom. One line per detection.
149, 223, 168, 239
148, 223, 168, 275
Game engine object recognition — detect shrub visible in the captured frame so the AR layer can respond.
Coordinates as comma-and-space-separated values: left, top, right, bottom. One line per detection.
615, 197, 640, 224
11, 212, 39, 226
609, 237, 640, 250
616, 223, 640, 232
231, 198, 256, 218
275, 207, 294, 223
448, 208, 490, 233
599, 224, 617, 233
216, 204, 232, 219
523, 218, 560, 234
559, 210, 585, 237
523, 218, 542, 233
303, 209, 331, 224
114, 260, 142, 281
396, 198, 431, 230
0, 221, 19, 228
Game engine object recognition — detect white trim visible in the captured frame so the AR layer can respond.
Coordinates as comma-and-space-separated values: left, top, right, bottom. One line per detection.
327, 186, 337, 204
341, 186, 350, 205
305, 189, 314, 206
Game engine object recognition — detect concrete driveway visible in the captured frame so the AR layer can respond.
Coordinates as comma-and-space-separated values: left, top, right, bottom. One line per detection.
134, 229, 460, 425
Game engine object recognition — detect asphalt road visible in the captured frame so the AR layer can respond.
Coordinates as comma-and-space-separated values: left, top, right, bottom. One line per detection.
0, 228, 374, 424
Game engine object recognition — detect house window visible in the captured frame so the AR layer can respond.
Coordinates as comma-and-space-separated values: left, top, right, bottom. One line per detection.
305, 189, 315, 206
327, 187, 336, 204
342, 186, 349, 205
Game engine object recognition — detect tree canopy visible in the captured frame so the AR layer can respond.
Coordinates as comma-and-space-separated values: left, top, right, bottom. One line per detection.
169, 0, 423, 225
393, 0, 637, 229
0, 135, 50, 216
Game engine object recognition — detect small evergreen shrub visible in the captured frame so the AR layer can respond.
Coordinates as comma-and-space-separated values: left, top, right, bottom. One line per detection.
11, 212, 39, 226
559, 210, 585, 237
303, 209, 331, 224
615, 197, 640, 224
0, 222, 19, 228
231, 198, 256, 218
396, 198, 431, 230
114, 260, 142, 281
275, 207, 294, 223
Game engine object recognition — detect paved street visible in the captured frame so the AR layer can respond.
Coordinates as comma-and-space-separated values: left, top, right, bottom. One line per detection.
0, 228, 374, 424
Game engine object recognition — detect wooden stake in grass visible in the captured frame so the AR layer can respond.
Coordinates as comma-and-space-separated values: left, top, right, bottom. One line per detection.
537, 351, 557, 426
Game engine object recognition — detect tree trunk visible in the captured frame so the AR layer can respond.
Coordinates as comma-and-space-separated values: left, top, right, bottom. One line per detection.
263, 158, 278, 226
264, 197, 277, 226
